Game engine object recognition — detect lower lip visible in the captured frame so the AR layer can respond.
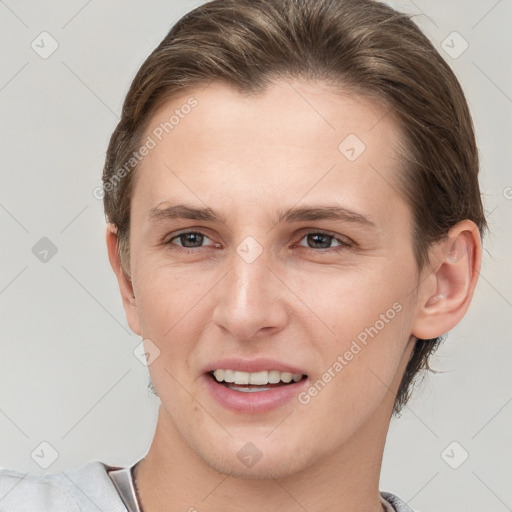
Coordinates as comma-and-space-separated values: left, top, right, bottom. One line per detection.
203, 373, 308, 413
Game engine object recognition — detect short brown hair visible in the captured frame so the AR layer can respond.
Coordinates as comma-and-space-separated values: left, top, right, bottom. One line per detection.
102, 0, 487, 414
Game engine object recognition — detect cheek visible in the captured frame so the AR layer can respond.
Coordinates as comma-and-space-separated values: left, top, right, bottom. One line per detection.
134, 268, 211, 405
296, 264, 415, 403
134, 265, 212, 355
295, 262, 413, 342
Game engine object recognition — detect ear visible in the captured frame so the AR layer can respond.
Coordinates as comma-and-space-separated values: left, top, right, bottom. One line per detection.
412, 220, 482, 340
105, 223, 141, 336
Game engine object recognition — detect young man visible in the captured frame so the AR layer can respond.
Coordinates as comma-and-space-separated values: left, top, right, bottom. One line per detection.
0, 0, 485, 510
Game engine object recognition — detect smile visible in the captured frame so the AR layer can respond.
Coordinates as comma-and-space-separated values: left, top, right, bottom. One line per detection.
211, 369, 304, 388
205, 368, 308, 411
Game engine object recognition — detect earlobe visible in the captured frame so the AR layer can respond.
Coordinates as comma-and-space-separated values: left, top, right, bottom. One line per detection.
412, 220, 482, 340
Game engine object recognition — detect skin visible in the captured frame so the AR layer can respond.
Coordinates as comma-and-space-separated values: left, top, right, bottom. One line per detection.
106, 79, 482, 512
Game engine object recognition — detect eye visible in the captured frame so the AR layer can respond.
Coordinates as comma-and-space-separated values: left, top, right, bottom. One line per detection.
297, 232, 350, 250
167, 231, 213, 249
164, 230, 351, 254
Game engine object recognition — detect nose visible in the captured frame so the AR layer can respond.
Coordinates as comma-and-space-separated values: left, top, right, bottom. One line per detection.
212, 249, 288, 341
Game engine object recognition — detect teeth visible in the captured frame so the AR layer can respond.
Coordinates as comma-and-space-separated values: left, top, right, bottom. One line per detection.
268, 370, 281, 384
223, 369, 235, 383
212, 369, 303, 385
281, 372, 293, 383
249, 371, 268, 385
234, 371, 249, 385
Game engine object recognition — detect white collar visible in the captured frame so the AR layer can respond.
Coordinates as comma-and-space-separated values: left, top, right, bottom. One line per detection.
107, 463, 142, 512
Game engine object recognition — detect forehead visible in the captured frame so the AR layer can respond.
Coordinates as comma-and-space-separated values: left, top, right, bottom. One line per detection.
132, 79, 408, 228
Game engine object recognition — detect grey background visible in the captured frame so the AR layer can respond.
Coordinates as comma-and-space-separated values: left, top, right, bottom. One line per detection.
0, 1, 510, 511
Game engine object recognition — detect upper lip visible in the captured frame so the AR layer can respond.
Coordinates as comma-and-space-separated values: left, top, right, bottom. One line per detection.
203, 357, 307, 375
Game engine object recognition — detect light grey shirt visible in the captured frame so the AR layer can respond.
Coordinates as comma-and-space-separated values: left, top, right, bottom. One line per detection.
0, 459, 415, 511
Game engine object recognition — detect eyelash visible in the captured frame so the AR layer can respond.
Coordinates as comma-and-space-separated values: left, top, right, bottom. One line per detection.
165, 230, 352, 254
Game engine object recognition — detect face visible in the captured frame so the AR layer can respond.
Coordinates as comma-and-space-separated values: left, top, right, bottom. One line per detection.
120, 79, 423, 478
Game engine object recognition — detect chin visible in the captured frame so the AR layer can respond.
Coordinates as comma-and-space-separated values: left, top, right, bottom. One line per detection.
202, 448, 313, 480
188, 427, 324, 480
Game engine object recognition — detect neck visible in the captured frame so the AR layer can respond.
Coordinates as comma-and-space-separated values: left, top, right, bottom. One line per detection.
134, 404, 391, 512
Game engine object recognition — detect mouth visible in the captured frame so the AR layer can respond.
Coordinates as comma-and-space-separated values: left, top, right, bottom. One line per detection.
203, 364, 309, 413
208, 369, 307, 392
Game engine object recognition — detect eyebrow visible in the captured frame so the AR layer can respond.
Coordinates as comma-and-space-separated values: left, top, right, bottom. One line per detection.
148, 203, 376, 228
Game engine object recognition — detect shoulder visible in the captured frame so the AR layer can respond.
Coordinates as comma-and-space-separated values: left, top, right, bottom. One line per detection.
0, 460, 129, 511
381, 491, 416, 512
